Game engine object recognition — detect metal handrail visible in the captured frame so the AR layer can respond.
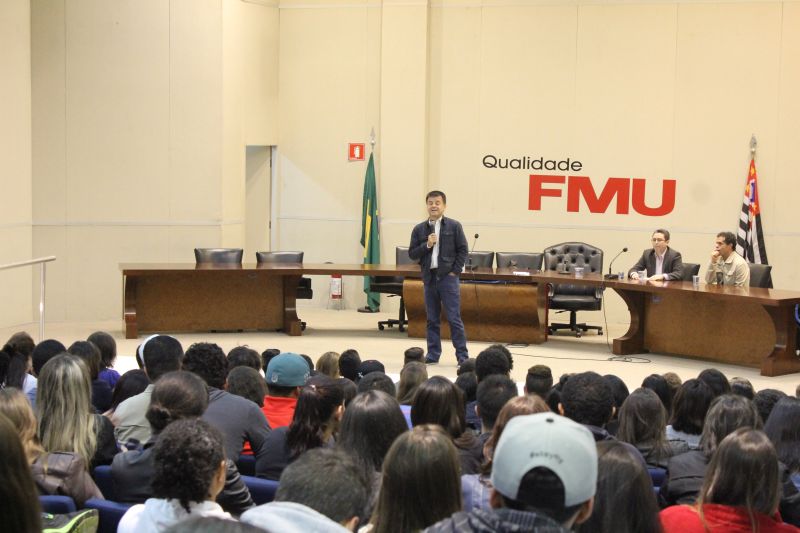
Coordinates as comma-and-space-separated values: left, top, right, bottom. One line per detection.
0, 256, 56, 340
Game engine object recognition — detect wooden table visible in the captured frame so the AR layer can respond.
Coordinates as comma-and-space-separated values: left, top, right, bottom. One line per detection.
120, 263, 800, 376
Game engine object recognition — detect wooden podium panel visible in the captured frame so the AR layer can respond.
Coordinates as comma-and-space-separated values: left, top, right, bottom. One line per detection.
124, 270, 284, 337
403, 279, 544, 344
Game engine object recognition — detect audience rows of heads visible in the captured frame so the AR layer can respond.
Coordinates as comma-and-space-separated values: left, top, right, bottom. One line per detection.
3, 331, 800, 532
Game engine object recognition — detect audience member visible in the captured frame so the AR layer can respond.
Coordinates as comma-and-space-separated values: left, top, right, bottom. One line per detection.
730, 376, 755, 400
475, 375, 518, 447
242, 448, 370, 532
183, 342, 271, 463
371, 425, 462, 533
396, 361, 428, 405
227, 346, 262, 372
339, 349, 361, 382
462, 395, 549, 512
0, 343, 36, 405
617, 388, 688, 469
299, 354, 315, 374
88, 331, 120, 389
357, 371, 396, 396
642, 373, 673, 417
559, 371, 615, 441
411, 376, 483, 475
118, 419, 231, 532
5, 331, 35, 357
765, 397, 800, 488
260, 348, 281, 373
486, 343, 514, 371
0, 413, 42, 533
427, 413, 596, 532
114, 335, 183, 445
107, 369, 150, 415
263, 352, 309, 429
575, 441, 662, 533
457, 358, 476, 375
112, 371, 254, 516
525, 365, 553, 398
165, 516, 263, 533
338, 376, 358, 407
667, 379, 714, 450
663, 371, 683, 401
357, 360, 385, 382
226, 366, 267, 407
603, 374, 630, 435
660, 394, 761, 507
37, 354, 117, 468
256, 375, 344, 480
31, 338, 66, 376
315, 351, 340, 378
697, 368, 731, 398
661, 428, 797, 533
0, 388, 103, 507
474, 347, 511, 382
455, 371, 478, 403
404, 346, 425, 365
68, 340, 113, 412
755, 389, 789, 426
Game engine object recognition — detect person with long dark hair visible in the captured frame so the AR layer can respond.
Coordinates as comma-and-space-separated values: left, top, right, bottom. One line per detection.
0, 413, 42, 533
661, 429, 798, 532
411, 376, 483, 475
256, 375, 344, 480
576, 441, 662, 533
369, 425, 462, 532
765, 397, 800, 489
617, 388, 687, 469
666, 379, 714, 450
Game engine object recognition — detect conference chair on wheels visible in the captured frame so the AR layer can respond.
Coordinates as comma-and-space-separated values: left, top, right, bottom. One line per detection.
542, 242, 604, 337
495, 252, 543, 271
748, 263, 773, 288
680, 263, 701, 281
256, 251, 312, 331
369, 246, 413, 332
194, 248, 244, 264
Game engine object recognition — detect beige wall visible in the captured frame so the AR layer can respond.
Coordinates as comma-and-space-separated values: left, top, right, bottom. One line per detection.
0, 0, 33, 328
276, 0, 800, 324
30, 0, 279, 322
19, 0, 800, 326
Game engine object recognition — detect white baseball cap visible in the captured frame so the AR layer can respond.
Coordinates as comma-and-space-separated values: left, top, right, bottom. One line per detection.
491, 412, 598, 507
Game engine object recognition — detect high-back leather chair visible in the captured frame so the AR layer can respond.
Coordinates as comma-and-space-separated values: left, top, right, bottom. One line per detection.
748, 263, 773, 288
680, 263, 701, 281
370, 246, 413, 332
542, 242, 604, 337
256, 251, 312, 329
495, 252, 543, 271
194, 248, 243, 264
467, 251, 495, 268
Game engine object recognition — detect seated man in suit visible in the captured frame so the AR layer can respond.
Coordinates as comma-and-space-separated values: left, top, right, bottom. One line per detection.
628, 228, 684, 281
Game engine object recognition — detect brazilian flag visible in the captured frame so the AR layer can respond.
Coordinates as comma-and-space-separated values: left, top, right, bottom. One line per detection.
360, 152, 381, 311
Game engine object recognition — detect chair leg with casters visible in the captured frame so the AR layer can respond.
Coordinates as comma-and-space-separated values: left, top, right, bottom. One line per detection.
378, 297, 407, 332
548, 310, 603, 337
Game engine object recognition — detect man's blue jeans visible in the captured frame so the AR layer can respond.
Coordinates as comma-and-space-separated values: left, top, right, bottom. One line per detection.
424, 273, 468, 363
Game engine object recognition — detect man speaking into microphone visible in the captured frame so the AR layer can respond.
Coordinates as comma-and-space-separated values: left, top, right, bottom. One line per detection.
408, 190, 469, 365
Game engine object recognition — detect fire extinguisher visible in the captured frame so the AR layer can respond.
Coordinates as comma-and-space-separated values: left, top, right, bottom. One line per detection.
330, 273, 342, 300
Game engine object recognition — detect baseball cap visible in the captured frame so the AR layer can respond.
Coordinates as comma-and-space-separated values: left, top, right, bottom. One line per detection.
358, 359, 385, 380
491, 412, 597, 507
266, 353, 310, 387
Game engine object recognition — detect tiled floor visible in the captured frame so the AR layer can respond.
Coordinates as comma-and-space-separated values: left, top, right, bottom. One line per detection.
4, 307, 798, 395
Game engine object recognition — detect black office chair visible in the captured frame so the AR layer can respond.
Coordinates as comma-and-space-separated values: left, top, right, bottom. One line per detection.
496, 252, 543, 271
748, 263, 773, 288
370, 246, 413, 331
194, 248, 243, 264
680, 262, 701, 281
467, 251, 495, 269
256, 251, 312, 330
543, 242, 604, 337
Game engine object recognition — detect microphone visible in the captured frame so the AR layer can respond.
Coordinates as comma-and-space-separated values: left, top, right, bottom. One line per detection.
465, 233, 480, 271
604, 247, 629, 279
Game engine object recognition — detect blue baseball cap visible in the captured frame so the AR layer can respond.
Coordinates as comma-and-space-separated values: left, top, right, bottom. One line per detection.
266, 352, 310, 387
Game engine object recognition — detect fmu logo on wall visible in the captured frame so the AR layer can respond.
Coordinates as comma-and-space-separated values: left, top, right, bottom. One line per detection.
482, 154, 676, 216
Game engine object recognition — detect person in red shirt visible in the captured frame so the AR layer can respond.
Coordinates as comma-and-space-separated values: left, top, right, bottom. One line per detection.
661, 428, 799, 533
262, 353, 309, 429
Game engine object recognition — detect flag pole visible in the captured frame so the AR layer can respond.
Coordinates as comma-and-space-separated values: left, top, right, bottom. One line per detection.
750, 134, 757, 160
